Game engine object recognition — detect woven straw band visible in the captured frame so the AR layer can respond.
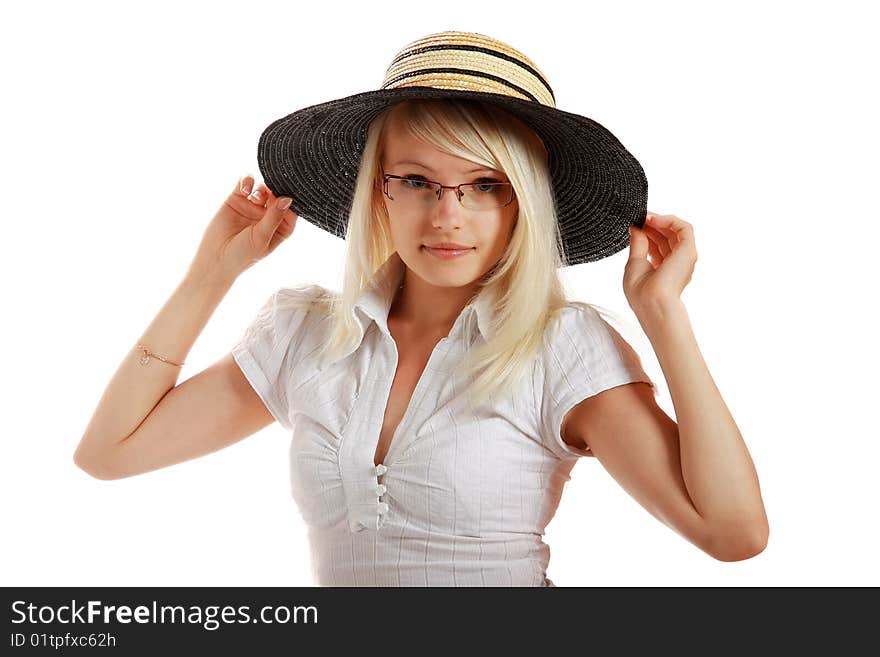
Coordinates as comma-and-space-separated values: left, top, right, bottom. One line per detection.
381, 31, 555, 108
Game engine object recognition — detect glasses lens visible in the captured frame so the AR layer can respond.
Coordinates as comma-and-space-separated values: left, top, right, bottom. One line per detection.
386, 177, 513, 210
386, 178, 440, 208
459, 182, 514, 210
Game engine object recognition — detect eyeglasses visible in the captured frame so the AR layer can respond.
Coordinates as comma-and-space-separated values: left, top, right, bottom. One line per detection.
382, 174, 515, 211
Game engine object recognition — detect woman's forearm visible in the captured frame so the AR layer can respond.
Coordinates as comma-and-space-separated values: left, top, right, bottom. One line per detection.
73, 270, 234, 474
635, 299, 769, 558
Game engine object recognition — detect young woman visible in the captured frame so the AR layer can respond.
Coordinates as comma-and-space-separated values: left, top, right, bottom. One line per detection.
74, 31, 768, 586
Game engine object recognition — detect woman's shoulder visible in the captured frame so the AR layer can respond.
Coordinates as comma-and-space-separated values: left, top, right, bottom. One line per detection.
541, 300, 639, 357
246, 284, 339, 340
269, 283, 339, 316
273, 283, 333, 303
544, 300, 613, 334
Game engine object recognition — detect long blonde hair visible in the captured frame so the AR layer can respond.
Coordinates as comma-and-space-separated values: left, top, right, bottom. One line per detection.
305, 98, 577, 408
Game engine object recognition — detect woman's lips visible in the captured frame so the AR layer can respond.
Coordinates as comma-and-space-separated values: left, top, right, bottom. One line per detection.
423, 246, 475, 259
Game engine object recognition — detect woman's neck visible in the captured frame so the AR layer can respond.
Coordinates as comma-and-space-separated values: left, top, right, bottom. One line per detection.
389, 269, 480, 337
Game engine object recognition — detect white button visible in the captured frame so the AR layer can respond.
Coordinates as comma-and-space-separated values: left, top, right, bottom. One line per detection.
377, 502, 389, 515
375, 484, 387, 495
349, 519, 365, 532
374, 464, 388, 476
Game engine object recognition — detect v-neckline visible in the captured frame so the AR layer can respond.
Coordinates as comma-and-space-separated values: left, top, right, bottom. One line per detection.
372, 322, 449, 468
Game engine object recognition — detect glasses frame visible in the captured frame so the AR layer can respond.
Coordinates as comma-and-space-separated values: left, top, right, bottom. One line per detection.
381, 173, 516, 211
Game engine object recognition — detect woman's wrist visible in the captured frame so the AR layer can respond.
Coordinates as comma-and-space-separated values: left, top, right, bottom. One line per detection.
183, 260, 238, 294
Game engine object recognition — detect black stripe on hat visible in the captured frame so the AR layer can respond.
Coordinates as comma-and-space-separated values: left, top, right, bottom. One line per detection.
389, 44, 555, 102
382, 67, 542, 103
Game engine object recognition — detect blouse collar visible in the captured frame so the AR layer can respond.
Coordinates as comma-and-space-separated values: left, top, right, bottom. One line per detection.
352, 251, 493, 344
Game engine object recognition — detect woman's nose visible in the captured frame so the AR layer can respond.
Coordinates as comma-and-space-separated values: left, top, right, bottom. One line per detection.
433, 190, 464, 226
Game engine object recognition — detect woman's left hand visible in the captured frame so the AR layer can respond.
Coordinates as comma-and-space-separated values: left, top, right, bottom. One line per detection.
623, 211, 698, 314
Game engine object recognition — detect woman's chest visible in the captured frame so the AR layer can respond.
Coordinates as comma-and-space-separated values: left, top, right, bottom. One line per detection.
374, 340, 439, 466
287, 335, 568, 532
292, 331, 545, 457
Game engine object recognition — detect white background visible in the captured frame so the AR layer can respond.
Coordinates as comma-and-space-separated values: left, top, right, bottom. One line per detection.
2, 0, 877, 586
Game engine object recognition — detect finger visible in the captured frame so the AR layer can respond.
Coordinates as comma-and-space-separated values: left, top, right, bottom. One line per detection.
238, 174, 256, 196
646, 214, 699, 271
642, 224, 672, 257
647, 213, 693, 244
644, 224, 675, 254
647, 212, 687, 226
247, 183, 271, 207
645, 214, 677, 241
253, 196, 294, 248
628, 225, 649, 261
274, 207, 298, 240
266, 210, 298, 254
645, 236, 662, 268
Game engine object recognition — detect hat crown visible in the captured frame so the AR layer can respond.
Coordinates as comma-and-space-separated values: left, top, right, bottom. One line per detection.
380, 31, 555, 108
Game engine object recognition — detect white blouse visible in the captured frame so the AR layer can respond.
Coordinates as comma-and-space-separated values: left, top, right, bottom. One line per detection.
232, 252, 655, 586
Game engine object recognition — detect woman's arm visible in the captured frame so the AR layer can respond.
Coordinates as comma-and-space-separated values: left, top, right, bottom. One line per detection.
74, 176, 297, 478
562, 299, 768, 561
590, 211, 769, 559
637, 299, 768, 558
73, 271, 234, 477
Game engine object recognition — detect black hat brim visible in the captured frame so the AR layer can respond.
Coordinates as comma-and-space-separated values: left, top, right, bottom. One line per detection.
257, 86, 647, 266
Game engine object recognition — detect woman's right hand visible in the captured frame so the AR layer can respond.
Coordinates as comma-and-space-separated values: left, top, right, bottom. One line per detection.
186, 174, 298, 284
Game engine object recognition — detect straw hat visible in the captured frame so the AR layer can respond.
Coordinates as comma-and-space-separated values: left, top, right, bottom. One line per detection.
257, 30, 647, 265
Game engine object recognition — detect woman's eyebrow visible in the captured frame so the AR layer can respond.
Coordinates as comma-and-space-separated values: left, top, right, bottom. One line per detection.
391, 160, 497, 174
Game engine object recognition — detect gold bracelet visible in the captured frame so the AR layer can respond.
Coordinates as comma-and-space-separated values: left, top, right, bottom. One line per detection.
136, 344, 185, 367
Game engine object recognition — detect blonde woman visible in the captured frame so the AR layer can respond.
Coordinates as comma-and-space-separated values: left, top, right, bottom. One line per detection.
74, 32, 768, 586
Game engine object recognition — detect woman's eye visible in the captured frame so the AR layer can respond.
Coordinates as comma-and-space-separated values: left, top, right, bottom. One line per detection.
474, 179, 503, 193
401, 176, 428, 189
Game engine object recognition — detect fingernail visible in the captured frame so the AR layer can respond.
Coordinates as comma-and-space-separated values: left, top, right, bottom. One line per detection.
277, 197, 292, 210
249, 189, 262, 201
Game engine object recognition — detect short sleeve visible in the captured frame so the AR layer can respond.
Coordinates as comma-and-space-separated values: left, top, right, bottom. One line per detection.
231, 286, 320, 432
540, 303, 657, 458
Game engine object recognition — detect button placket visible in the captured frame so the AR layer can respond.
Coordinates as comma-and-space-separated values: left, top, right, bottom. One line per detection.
374, 463, 389, 528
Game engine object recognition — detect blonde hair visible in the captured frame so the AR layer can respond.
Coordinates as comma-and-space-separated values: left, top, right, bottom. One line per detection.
305, 98, 579, 408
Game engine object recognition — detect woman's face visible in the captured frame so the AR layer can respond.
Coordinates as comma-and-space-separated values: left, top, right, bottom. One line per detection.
379, 111, 519, 290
